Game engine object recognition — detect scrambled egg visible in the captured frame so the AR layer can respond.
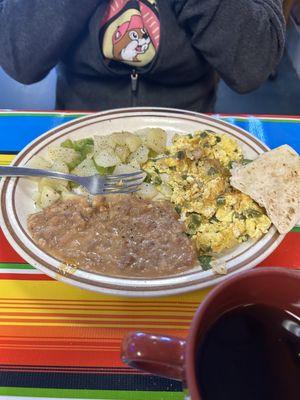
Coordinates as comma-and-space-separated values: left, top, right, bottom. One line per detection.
143, 130, 271, 259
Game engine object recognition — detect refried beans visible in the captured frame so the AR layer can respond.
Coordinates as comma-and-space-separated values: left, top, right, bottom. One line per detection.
27, 195, 198, 278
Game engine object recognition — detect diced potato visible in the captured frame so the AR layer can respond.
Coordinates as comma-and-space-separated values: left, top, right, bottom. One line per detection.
38, 177, 69, 192
113, 163, 139, 175
111, 132, 132, 147
47, 146, 80, 164
115, 145, 130, 163
39, 186, 60, 208
137, 183, 158, 200
128, 145, 149, 165
143, 128, 167, 154
128, 160, 141, 170
134, 128, 149, 139
32, 191, 41, 206
124, 133, 142, 152
94, 135, 116, 153
26, 156, 53, 182
27, 155, 52, 170
51, 160, 69, 174
72, 158, 98, 176
94, 148, 120, 168
34, 161, 70, 190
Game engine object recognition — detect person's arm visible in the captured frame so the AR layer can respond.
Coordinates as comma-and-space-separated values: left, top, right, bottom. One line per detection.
174, 0, 285, 93
0, 0, 100, 84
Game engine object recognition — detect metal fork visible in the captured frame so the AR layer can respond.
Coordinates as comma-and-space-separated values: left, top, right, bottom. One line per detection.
0, 166, 145, 195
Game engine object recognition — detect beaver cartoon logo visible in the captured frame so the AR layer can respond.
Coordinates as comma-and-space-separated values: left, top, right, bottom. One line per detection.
112, 15, 151, 62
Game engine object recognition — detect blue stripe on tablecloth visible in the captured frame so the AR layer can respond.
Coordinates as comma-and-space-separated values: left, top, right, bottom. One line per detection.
0, 113, 299, 153
0, 370, 182, 392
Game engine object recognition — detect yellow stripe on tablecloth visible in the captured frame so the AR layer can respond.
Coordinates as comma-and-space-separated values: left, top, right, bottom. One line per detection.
0, 281, 210, 328
0, 154, 15, 166
0, 309, 195, 316
0, 281, 210, 302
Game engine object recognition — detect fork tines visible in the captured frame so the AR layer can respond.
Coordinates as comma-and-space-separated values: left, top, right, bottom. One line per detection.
104, 170, 145, 194
104, 171, 145, 180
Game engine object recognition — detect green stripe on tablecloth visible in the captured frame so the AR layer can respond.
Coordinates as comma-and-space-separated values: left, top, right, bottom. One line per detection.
0, 387, 185, 399
0, 263, 34, 270
292, 227, 300, 232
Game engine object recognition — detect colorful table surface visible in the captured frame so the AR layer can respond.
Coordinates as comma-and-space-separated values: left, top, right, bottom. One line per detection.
0, 111, 299, 400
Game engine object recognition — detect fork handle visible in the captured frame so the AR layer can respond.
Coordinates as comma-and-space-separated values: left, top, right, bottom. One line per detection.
0, 166, 80, 184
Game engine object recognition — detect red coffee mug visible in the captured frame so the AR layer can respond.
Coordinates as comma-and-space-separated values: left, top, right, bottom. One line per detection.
121, 267, 300, 400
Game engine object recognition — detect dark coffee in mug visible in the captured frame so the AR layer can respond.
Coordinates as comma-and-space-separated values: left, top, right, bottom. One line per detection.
122, 268, 300, 400
196, 304, 300, 400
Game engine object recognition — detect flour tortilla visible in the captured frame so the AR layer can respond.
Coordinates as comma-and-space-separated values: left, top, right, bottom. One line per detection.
230, 145, 300, 234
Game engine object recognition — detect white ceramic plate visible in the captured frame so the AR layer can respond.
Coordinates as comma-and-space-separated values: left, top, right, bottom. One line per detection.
0, 108, 284, 297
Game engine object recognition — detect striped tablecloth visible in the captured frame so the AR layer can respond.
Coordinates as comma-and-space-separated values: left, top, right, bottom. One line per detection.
0, 112, 299, 400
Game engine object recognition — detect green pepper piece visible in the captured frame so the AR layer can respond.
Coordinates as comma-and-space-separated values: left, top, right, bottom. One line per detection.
67, 155, 82, 171
241, 234, 250, 242
190, 213, 202, 226
61, 139, 74, 149
245, 209, 262, 218
227, 161, 234, 169
69, 181, 79, 189
93, 159, 115, 176
242, 158, 253, 165
148, 149, 158, 159
207, 166, 218, 176
72, 138, 94, 161
233, 212, 246, 220
176, 150, 186, 160
200, 245, 212, 253
175, 205, 182, 215
73, 138, 94, 150
198, 255, 212, 270
209, 215, 219, 223
144, 173, 152, 183
153, 175, 162, 186
216, 196, 226, 206
187, 223, 197, 235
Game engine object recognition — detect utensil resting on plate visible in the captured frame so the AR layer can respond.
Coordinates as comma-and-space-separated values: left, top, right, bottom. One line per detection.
0, 166, 145, 195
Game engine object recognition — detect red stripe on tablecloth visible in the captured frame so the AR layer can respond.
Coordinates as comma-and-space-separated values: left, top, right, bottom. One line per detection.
0, 274, 52, 280
0, 327, 186, 367
260, 232, 300, 268
0, 230, 25, 263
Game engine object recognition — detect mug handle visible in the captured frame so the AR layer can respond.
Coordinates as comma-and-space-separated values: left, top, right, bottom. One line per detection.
121, 331, 186, 381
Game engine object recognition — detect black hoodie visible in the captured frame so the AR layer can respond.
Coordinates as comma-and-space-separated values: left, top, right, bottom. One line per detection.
0, 0, 285, 112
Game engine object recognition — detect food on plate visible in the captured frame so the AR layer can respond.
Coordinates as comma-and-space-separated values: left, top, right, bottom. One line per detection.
230, 145, 300, 234
28, 128, 166, 208
28, 195, 198, 278
142, 131, 271, 259
27, 127, 273, 275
